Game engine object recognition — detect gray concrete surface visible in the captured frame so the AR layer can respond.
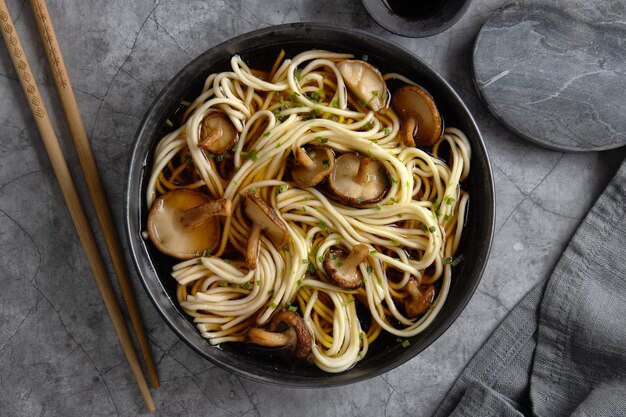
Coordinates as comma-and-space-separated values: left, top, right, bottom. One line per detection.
1, 0, 624, 416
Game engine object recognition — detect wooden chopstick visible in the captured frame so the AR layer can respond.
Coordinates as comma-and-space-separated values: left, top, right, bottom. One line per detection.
0, 1, 156, 412
28, 0, 160, 389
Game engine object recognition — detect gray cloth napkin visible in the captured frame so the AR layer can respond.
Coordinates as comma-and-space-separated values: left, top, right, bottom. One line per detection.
434, 159, 626, 417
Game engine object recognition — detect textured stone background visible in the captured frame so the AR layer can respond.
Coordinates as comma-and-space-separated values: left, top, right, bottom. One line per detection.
0, 0, 624, 416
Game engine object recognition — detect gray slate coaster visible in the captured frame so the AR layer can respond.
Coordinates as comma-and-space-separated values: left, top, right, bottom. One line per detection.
473, 3, 626, 151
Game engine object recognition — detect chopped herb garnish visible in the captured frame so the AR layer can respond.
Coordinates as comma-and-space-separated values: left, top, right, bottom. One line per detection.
445, 196, 455, 205
318, 255, 324, 263
331, 98, 339, 108
401, 339, 410, 348
309, 91, 320, 102
361, 54, 369, 61
275, 142, 282, 149
302, 259, 309, 264
371, 139, 378, 144
375, 204, 382, 211
296, 278, 302, 286
390, 197, 396, 203
256, 279, 261, 286
165, 119, 174, 128
367, 150, 374, 159
444, 214, 451, 221
364, 121, 372, 130
452, 254, 465, 267
369, 250, 377, 255
308, 151, 317, 158
263, 131, 271, 137
390, 176, 398, 184
371, 90, 379, 97
322, 158, 330, 168
318, 221, 329, 231
267, 289, 274, 296
358, 98, 367, 107
308, 263, 316, 274
356, 197, 364, 204
330, 253, 338, 261
294, 68, 302, 80
429, 226, 437, 233
277, 184, 286, 194
420, 224, 428, 232
383, 128, 391, 135
318, 137, 329, 144
288, 305, 298, 313
377, 277, 383, 285
241, 150, 258, 162
242, 281, 251, 290
270, 302, 277, 309
442, 257, 454, 265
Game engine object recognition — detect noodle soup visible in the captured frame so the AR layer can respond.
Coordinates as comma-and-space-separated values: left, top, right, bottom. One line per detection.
143, 49, 471, 373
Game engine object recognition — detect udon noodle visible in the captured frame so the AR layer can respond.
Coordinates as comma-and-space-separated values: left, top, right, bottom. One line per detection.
145, 50, 471, 373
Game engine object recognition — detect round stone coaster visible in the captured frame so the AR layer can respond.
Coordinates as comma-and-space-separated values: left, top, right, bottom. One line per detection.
473, 3, 626, 151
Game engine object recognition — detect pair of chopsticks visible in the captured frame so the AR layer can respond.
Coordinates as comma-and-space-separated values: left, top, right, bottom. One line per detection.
0, 0, 159, 411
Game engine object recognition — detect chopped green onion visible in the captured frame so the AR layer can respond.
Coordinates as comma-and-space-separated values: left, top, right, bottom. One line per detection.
429, 226, 437, 233
318, 137, 329, 144
263, 131, 271, 137
375, 204, 382, 211
383, 128, 391, 135
361, 54, 369, 61
242, 281, 251, 290
401, 339, 410, 348
165, 119, 174, 128
270, 302, 277, 309
369, 250, 377, 255
442, 257, 454, 265
241, 150, 258, 162
288, 305, 298, 313
445, 196, 455, 205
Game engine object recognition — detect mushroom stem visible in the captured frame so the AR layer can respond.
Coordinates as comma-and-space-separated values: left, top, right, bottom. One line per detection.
343, 244, 369, 270
295, 147, 317, 170
354, 157, 371, 185
400, 118, 417, 147
180, 198, 232, 230
246, 222, 263, 269
404, 280, 436, 318
246, 327, 296, 347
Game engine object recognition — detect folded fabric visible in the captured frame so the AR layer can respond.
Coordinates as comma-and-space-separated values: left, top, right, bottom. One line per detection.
434, 158, 626, 417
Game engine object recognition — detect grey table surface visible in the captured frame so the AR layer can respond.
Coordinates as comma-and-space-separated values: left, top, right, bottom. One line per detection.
1, 1, 624, 416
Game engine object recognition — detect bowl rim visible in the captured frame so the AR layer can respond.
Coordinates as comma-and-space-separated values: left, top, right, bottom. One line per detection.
124, 22, 495, 387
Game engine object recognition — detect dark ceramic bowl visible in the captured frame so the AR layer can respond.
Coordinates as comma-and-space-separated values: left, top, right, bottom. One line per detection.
362, 0, 472, 38
125, 23, 494, 387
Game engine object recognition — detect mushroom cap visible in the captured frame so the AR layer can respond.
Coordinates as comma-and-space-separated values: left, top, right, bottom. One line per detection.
337, 60, 388, 112
199, 111, 239, 154
244, 193, 289, 248
328, 153, 389, 206
323, 245, 369, 289
391, 85, 443, 147
147, 189, 220, 260
268, 311, 313, 361
291, 146, 335, 188
404, 281, 436, 318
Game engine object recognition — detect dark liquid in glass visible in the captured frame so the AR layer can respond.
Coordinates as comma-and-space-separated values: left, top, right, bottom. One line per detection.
385, 0, 445, 19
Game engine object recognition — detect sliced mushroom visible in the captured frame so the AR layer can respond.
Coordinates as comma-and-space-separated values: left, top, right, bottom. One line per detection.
328, 153, 389, 206
244, 193, 289, 269
245, 311, 313, 361
147, 189, 231, 260
391, 85, 443, 147
198, 111, 239, 154
323, 244, 369, 289
337, 60, 388, 112
404, 279, 436, 318
291, 146, 335, 188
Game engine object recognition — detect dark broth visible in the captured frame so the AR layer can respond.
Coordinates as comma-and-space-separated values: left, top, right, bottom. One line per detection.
384, 0, 446, 19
